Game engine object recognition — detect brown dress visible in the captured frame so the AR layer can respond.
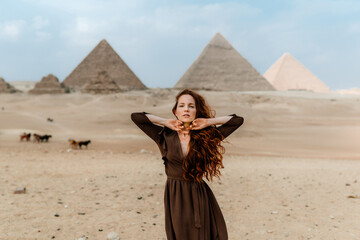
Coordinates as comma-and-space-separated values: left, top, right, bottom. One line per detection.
131, 112, 244, 240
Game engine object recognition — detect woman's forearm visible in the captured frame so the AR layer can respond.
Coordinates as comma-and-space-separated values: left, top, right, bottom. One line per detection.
145, 114, 168, 126
145, 114, 233, 127
207, 116, 233, 126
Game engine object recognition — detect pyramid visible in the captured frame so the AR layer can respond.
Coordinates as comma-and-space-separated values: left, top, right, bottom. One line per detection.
62, 39, 146, 91
29, 74, 67, 94
174, 33, 274, 91
82, 71, 122, 94
0, 77, 21, 93
263, 53, 330, 92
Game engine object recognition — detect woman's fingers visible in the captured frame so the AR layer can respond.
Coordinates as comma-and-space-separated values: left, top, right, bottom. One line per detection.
166, 119, 183, 131
175, 121, 183, 131
189, 118, 208, 130
190, 123, 201, 130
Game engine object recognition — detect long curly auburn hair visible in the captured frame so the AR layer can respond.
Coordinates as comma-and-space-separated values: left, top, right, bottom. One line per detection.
172, 89, 225, 183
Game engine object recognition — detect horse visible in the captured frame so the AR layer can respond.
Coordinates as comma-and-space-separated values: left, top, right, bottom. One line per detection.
39, 134, 52, 142
78, 140, 91, 149
68, 139, 79, 149
20, 133, 31, 141
33, 134, 41, 143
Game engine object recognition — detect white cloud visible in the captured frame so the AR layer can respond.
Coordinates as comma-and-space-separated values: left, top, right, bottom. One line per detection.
26, 0, 144, 14
120, 2, 261, 40
32, 16, 49, 30
348, 22, 360, 35
0, 20, 27, 39
30, 16, 51, 41
36, 31, 51, 41
27, 1, 262, 45
292, 0, 360, 16
61, 16, 110, 46
76, 17, 91, 32
0, 18, 51, 42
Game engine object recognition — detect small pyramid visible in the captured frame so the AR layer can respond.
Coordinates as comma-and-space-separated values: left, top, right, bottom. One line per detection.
82, 71, 122, 94
0, 77, 21, 93
62, 39, 146, 91
29, 74, 67, 94
264, 53, 330, 92
174, 33, 274, 91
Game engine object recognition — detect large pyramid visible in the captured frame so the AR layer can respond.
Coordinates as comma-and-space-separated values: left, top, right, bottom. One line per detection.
62, 39, 147, 91
174, 33, 274, 91
263, 53, 330, 92
0, 77, 21, 93
29, 74, 67, 94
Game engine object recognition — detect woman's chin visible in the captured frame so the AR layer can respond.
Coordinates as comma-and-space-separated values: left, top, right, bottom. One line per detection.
181, 119, 193, 124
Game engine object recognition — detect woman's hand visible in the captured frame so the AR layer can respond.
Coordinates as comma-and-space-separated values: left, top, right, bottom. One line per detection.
165, 119, 184, 132
190, 118, 209, 130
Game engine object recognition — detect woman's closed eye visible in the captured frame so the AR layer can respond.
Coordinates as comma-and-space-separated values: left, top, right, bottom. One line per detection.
179, 104, 195, 108
180, 104, 194, 107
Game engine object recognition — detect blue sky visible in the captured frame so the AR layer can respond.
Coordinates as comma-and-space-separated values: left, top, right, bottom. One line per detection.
0, 0, 359, 90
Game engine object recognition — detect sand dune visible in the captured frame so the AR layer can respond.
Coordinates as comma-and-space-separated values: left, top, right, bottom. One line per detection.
1, 90, 360, 239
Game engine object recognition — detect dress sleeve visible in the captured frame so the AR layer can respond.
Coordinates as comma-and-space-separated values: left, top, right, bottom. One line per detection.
216, 114, 244, 139
131, 112, 164, 144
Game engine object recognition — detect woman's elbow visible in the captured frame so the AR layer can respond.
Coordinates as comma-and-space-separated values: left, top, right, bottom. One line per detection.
234, 116, 244, 127
131, 112, 143, 123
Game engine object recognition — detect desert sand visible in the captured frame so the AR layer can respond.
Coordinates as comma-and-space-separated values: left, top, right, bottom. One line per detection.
1, 89, 360, 240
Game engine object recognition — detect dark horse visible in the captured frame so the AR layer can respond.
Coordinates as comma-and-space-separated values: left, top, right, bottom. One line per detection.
20, 133, 31, 141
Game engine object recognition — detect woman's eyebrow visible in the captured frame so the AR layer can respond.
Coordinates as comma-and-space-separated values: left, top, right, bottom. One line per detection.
178, 102, 195, 105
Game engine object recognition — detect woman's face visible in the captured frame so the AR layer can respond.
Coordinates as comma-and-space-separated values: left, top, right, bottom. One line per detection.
175, 94, 197, 123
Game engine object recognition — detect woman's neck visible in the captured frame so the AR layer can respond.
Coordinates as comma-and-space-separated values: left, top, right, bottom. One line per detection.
182, 122, 191, 130
179, 122, 191, 137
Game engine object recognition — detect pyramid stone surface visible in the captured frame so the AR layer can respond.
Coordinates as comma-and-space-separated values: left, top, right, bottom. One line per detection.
82, 71, 122, 94
62, 39, 146, 91
0, 77, 21, 93
174, 33, 274, 91
264, 53, 330, 92
29, 74, 66, 94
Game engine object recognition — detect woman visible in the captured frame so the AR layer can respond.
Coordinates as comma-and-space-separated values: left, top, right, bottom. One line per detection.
131, 89, 244, 240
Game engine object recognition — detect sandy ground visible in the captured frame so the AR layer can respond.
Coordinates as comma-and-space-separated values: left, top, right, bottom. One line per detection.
1, 89, 360, 240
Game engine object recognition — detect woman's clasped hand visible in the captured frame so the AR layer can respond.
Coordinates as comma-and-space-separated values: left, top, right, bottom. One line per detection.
165, 118, 209, 132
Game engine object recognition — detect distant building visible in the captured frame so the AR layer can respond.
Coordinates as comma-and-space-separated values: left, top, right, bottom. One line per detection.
29, 74, 67, 94
174, 33, 274, 91
0, 77, 21, 93
264, 53, 330, 92
62, 39, 147, 92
